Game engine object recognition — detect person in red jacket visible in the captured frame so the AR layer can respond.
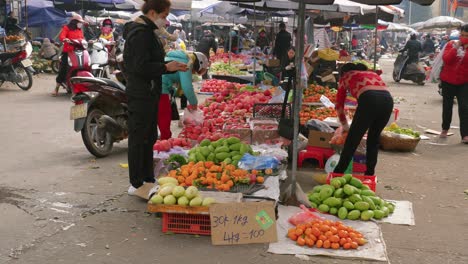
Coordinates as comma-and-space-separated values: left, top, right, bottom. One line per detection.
52, 14, 85, 96
439, 24, 468, 143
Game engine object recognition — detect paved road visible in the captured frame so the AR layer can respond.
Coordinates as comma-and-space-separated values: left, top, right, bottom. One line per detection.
0, 60, 467, 264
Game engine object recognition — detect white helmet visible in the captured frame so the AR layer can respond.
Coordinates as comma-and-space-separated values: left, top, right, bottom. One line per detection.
192, 52, 209, 76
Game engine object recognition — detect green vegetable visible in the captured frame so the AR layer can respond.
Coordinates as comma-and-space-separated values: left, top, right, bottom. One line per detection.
354, 201, 370, 211
338, 207, 348, 220
347, 210, 361, 220
318, 204, 330, 213
329, 207, 338, 215
361, 210, 374, 221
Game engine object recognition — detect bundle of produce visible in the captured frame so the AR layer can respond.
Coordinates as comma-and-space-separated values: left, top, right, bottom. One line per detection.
353, 60, 381, 72
381, 123, 420, 152
288, 219, 367, 250
303, 84, 337, 103
308, 174, 395, 221
166, 161, 263, 191
149, 181, 216, 206
209, 53, 247, 64
210, 62, 246, 76
187, 137, 254, 166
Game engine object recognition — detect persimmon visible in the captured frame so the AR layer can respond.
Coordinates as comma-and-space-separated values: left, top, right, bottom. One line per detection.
295, 228, 304, 236
323, 240, 331, 249
343, 243, 351, 250
331, 243, 340, 250
297, 237, 306, 246
350, 242, 358, 249
256, 176, 265, 184
315, 240, 323, 248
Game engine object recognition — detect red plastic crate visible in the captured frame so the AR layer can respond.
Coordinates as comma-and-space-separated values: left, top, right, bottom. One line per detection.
326, 173, 377, 192
352, 162, 367, 173
162, 213, 211, 235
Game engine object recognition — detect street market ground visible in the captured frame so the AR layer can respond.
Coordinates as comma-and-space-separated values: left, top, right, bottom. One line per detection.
0, 58, 467, 264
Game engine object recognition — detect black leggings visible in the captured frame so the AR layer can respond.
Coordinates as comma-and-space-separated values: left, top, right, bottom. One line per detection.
441, 81, 468, 138
334, 90, 394, 176
56, 52, 68, 84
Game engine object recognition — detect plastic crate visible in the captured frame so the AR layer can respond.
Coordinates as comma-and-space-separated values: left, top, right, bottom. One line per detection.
253, 103, 291, 120
326, 173, 377, 192
162, 212, 211, 235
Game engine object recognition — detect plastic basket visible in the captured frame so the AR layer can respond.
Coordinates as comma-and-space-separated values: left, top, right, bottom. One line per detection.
326, 173, 377, 192
253, 103, 291, 120
380, 133, 420, 152
162, 213, 211, 235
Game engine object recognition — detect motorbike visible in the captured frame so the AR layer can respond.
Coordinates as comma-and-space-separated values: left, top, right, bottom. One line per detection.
89, 38, 115, 78
32, 40, 61, 73
70, 55, 128, 157
60, 39, 93, 94
392, 51, 426, 85
0, 41, 34, 90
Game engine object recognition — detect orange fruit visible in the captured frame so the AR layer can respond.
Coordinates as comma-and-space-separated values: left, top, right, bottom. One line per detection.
338, 230, 348, 238
319, 235, 327, 241
330, 226, 338, 234
339, 238, 347, 246
288, 233, 298, 241
331, 243, 340, 250
330, 235, 340, 243
295, 228, 304, 236
350, 242, 358, 249
297, 237, 306, 246
324, 231, 333, 238
316, 240, 323, 248
343, 243, 351, 250
308, 234, 317, 242
323, 240, 331, 249
304, 228, 312, 236
311, 227, 321, 237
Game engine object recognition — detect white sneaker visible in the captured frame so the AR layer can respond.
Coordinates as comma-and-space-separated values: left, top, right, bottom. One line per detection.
128, 185, 137, 196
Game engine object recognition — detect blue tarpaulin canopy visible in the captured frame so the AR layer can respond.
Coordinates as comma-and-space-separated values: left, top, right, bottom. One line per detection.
49, 0, 137, 11
24, 0, 69, 27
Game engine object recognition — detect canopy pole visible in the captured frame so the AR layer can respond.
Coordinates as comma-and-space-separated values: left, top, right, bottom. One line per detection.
229, 25, 232, 66
374, 6, 379, 72
288, 0, 306, 204
253, 1, 256, 86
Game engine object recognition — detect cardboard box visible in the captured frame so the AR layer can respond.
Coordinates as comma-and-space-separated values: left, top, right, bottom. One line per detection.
308, 130, 333, 148
266, 59, 280, 67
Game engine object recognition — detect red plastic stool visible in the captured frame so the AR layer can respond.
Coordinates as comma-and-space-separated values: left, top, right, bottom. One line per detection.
298, 148, 325, 168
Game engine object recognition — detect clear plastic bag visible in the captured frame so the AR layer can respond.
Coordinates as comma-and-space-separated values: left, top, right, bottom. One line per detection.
238, 153, 280, 170
305, 119, 335, 133
288, 205, 323, 226
182, 109, 204, 126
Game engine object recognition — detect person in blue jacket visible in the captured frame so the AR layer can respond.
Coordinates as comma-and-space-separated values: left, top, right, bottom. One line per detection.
159, 50, 209, 139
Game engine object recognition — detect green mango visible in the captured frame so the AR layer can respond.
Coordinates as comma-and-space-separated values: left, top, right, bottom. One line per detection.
323, 197, 342, 208
215, 146, 230, 153
338, 177, 347, 186
361, 210, 374, 221
188, 153, 197, 162
208, 145, 215, 152
343, 201, 355, 210
373, 210, 385, 220
347, 210, 361, 220
361, 184, 371, 190
338, 207, 348, 220
369, 196, 384, 206
223, 158, 232, 164
310, 202, 318, 209
308, 193, 321, 205
239, 144, 248, 155
330, 178, 342, 189
334, 188, 344, 198
318, 204, 330, 213
387, 203, 395, 213
354, 201, 370, 211
343, 174, 353, 183
381, 206, 390, 217
319, 185, 335, 201
200, 139, 211, 147
226, 137, 241, 145
207, 153, 215, 162
349, 194, 363, 204
232, 155, 243, 161
350, 177, 363, 189
215, 152, 230, 161
230, 151, 240, 157
200, 146, 211, 157
362, 196, 376, 210
195, 153, 206, 162
329, 207, 338, 215
361, 190, 376, 197
312, 185, 323, 193
343, 184, 355, 196
229, 143, 241, 151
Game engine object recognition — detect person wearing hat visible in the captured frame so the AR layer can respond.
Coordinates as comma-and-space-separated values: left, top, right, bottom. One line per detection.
422, 33, 435, 56
176, 23, 186, 42
256, 28, 269, 51
52, 14, 85, 97
100, 18, 114, 42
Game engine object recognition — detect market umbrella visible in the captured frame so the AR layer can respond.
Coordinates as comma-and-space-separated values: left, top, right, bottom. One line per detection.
50, 0, 138, 11
419, 16, 465, 30
350, 0, 435, 5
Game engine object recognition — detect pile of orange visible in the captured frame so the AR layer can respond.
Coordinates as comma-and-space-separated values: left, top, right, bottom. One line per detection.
299, 106, 337, 125
303, 84, 337, 103
167, 161, 263, 192
287, 219, 367, 250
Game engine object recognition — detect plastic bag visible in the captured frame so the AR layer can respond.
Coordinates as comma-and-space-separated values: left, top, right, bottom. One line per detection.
251, 144, 289, 161
430, 44, 448, 83
238, 153, 280, 170
305, 119, 335, 133
288, 205, 323, 226
182, 109, 204, 126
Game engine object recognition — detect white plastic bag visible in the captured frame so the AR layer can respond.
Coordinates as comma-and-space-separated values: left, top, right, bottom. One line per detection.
430, 44, 448, 83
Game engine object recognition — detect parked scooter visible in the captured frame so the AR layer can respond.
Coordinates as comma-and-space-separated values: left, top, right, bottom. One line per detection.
0, 41, 34, 90
70, 55, 128, 157
32, 40, 61, 73
60, 39, 93, 94
393, 51, 426, 85
89, 38, 116, 78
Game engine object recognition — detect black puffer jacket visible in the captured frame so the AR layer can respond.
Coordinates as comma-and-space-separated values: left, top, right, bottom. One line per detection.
197, 34, 217, 58
123, 16, 167, 99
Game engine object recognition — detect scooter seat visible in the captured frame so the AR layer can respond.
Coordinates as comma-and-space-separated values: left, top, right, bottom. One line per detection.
97, 77, 125, 91
0, 51, 21, 62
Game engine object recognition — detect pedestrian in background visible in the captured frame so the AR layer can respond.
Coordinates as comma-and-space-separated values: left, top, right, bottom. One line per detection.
438, 24, 468, 143
122, 0, 187, 195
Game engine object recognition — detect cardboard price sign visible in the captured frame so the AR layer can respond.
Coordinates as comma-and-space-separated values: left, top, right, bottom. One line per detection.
209, 201, 278, 245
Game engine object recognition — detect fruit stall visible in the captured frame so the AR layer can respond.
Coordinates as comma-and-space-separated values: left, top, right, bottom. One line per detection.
143, 73, 417, 261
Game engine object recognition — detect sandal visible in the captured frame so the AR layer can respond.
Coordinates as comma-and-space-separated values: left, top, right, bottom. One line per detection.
439, 130, 448, 138
462, 137, 468, 144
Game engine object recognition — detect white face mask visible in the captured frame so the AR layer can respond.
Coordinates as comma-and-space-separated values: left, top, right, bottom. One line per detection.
77, 23, 83, 29
155, 18, 166, 29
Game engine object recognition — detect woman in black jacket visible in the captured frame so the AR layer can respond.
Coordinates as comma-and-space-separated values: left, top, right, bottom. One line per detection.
123, 0, 187, 195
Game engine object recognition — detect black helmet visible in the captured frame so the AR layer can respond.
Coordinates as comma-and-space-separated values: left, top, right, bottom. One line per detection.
102, 18, 113, 28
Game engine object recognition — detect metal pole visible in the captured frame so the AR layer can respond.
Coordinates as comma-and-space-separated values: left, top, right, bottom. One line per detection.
25, 0, 28, 32
374, 6, 379, 71
229, 25, 232, 66
291, 0, 306, 198
253, 1, 256, 86
408, 1, 412, 25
